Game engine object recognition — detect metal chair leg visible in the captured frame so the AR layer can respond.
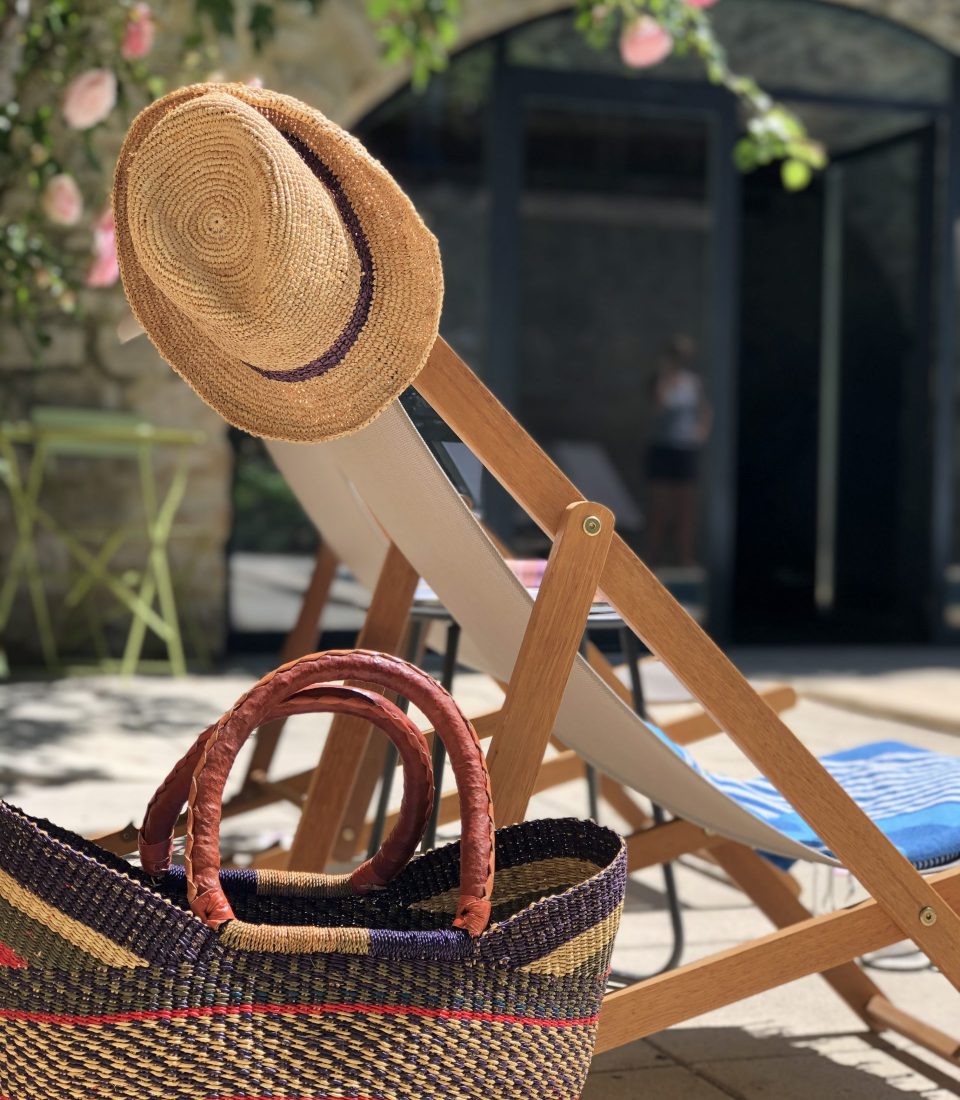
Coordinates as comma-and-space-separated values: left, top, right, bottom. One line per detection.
614, 626, 687, 979
579, 637, 602, 822
367, 618, 426, 858
421, 619, 461, 852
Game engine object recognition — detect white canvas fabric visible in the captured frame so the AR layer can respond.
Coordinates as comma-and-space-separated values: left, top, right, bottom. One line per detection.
269, 402, 829, 865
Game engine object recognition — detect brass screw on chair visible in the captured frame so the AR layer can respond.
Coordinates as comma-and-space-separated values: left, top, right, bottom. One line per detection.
582, 515, 603, 537
919, 906, 938, 927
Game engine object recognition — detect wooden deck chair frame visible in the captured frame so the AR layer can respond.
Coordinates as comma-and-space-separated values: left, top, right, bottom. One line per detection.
236, 503, 798, 868
281, 337, 960, 1068
89, 439, 794, 864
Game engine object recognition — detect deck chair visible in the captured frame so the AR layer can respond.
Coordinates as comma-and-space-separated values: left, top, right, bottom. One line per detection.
264, 337, 960, 1068
233, 435, 795, 869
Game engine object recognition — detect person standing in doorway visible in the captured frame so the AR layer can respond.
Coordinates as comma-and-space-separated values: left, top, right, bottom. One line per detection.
644, 335, 712, 567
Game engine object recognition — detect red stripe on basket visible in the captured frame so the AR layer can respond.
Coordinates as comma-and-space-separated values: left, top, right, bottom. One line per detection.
0, 1001, 599, 1029
0, 943, 26, 969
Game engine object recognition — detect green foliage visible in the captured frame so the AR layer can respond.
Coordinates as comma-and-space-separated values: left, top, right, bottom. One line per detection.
367, 0, 461, 90
0, 0, 325, 347
232, 437, 318, 553
366, 0, 827, 189
577, 1, 826, 189
194, 0, 236, 38
248, 2, 276, 52
1, 0, 826, 352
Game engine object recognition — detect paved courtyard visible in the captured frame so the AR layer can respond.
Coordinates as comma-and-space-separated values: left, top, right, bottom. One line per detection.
1, 649, 959, 1097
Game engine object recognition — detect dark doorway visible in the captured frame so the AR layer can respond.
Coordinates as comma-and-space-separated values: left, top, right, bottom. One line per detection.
488, 67, 740, 628
735, 125, 936, 641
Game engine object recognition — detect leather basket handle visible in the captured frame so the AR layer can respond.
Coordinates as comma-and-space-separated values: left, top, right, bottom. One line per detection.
140, 683, 436, 897
183, 650, 494, 937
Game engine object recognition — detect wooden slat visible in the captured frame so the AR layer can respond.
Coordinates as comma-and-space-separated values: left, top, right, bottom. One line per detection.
486, 501, 613, 826
594, 866, 960, 1053
416, 337, 960, 984
287, 542, 419, 871
331, 729, 390, 859
625, 820, 724, 871
356, 749, 586, 853
91, 767, 316, 856
599, 776, 653, 831
331, 616, 430, 862
712, 841, 882, 1022
865, 996, 960, 1063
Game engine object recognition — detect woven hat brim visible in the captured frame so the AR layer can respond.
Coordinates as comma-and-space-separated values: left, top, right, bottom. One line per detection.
114, 83, 443, 443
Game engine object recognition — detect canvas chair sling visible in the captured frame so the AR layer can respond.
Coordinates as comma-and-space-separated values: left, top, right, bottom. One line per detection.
265, 337, 960, 1067
255, 439, 795, 864
93, 431, 791, 866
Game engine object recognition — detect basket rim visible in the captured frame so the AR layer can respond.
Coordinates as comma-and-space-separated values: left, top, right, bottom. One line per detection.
0, 801, 625, 968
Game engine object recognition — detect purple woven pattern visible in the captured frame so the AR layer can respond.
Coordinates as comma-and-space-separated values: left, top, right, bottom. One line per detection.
0, 803, 623, 969
1, 948, 602, 1098
0, 807, 624, 1097
243, 127, 375, 383
475, 819, 627, 970
0, 802, 214, 965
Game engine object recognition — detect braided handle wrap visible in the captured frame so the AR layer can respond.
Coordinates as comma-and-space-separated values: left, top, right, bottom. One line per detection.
140, 684, 436, 896
139, 685, 429, 874
185, 650, 495, 937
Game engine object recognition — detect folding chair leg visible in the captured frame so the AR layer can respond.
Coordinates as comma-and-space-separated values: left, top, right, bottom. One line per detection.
595, 865, 960, 1055
287, 542, 418, 871
607, 830, 960, 1065
598, 777, 653, 831
242, 542, 339, 784
487, 500, 613, 825
148, 541, 186, 676
712, 842, 882, 1023
715, 843, 960, 1063
864, 995, 960, 1063
120, 567, 157, 676
418, 338, 960, 988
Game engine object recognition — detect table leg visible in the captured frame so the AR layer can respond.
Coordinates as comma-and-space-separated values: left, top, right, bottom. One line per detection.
367, 617, 427, 858
619, 625, 685, 975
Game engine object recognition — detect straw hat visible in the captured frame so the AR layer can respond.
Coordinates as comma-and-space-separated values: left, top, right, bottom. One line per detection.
113, 83, 443, 442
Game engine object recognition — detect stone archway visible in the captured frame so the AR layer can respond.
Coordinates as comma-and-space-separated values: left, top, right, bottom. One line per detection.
254, 0, 960, 130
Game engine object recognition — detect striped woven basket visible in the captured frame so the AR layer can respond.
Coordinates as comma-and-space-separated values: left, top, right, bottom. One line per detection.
0, 651, 626, 1099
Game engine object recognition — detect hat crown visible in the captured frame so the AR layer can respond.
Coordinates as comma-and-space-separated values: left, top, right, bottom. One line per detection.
126, 93, 361, 371
114, 82, 443, 442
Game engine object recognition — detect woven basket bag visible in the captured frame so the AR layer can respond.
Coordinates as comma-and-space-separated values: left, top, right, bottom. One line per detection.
0, 650, 626, 1099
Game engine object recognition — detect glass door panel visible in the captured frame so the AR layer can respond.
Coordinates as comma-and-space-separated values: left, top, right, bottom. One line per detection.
488, 70, 734, 628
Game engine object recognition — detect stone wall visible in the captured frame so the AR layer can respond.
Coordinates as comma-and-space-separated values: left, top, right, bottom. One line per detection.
2, 0, 959, 664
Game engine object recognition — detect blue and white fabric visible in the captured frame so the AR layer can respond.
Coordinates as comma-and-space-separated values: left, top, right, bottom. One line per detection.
648, 726, 960, 871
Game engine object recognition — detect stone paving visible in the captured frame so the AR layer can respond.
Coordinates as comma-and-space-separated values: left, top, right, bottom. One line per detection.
1, 650, 959, 1096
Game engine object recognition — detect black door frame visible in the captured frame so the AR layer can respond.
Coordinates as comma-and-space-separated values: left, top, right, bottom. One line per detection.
808, 123, 937, 639
485, 47, 960, 644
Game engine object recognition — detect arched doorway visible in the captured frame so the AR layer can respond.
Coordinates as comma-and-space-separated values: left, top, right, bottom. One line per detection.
352, 0, 959, 643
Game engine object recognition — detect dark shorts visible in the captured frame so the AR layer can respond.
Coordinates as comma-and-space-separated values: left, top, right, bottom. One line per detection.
645, 445, 699, 483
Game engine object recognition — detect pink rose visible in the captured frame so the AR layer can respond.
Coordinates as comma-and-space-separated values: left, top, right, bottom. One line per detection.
62, 69, 117, 130
121, 3, 155, 60
41, 173, 83, 226
687, 0, 719, 7
620, 17, 673, 69
85, 204, 120, 288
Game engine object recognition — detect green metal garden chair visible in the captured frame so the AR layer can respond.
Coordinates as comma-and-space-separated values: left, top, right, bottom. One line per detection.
0, 406, 204, 675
